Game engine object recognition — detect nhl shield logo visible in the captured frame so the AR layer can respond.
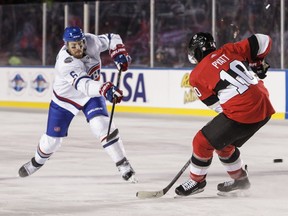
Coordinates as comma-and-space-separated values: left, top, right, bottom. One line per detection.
9, 73, 27, 92
31, 74, 49, 93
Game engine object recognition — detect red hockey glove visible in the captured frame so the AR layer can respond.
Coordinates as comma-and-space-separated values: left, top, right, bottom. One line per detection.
99, 81, 123, 103
110, 44, 131, 72
249, 60, 270, 79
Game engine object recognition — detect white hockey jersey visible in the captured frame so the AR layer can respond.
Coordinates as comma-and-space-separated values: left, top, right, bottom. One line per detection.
52, 33, 123, 115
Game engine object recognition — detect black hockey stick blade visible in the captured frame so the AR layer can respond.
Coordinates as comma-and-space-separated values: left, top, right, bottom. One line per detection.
136, 158, 191, 199
106, 128, 119, 142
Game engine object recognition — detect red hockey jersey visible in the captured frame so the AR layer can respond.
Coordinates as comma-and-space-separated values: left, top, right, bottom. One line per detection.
189, 34, 275, 123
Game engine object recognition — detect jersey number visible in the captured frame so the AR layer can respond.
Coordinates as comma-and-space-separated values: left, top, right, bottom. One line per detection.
70, 71, 78, 78
220, 60, 258, 94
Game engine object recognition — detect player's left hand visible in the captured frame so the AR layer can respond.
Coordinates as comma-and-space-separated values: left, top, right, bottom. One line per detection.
99, 81, 123, 103
110, 44, 131, 72
249, 59, 270, 79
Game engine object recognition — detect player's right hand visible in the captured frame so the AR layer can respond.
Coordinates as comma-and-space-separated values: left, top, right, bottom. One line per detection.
249, 59, 270, 79
99, 81, 123, 103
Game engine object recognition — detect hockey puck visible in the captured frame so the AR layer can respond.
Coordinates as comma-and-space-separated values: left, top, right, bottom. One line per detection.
273, 159, 283, 163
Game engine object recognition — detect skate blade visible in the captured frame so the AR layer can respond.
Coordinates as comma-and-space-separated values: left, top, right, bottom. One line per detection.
128, 175, 138, 183
217, 189, 251, 197
173, 188, 205, 199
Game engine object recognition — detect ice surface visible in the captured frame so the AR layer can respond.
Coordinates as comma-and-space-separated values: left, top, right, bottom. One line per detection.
0, 109, 287, 216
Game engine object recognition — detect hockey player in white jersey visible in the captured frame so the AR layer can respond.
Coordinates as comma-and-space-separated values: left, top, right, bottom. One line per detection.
18, 26, 137, 183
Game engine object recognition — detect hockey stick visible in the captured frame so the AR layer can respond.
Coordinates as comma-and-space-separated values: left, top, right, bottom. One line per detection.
136, 158, 191, 199
106, 68, 122, 142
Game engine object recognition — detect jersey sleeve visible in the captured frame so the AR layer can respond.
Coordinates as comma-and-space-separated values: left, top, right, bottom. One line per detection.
96, 33, 124, 51
56, 54, 102, 97
249, 34, 272, 60
190, 73, 222, 112
233, 34, 272, 62
85, 33, 108, 53
66, 61, 102, 97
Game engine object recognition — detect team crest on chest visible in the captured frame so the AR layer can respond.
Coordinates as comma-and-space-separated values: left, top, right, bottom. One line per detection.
87, 63, 101, 81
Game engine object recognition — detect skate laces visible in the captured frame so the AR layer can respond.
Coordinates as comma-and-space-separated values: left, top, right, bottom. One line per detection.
21, 161, 40, 176
224, 166, 249, 187
223, 180, 235, 187
117, 161, 132, 174
24, 161, 39, 174
118, 161, 138, 183
182, 179, 197, 191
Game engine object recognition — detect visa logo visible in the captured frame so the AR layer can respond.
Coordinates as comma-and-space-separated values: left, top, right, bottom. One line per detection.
101, 72, 147, 102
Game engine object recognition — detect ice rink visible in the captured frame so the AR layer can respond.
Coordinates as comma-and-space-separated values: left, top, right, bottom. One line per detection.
1, 109, 288, 216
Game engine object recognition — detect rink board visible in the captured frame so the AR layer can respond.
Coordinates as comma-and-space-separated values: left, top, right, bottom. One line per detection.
0, 67, 286, 119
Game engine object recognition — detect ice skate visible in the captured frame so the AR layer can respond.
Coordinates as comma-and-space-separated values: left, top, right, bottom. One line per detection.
217, 177, 251, 197
18, 157, 42, 177
217, 168, 251, 197
175, 179, 206, 197
116, 158, 137, 183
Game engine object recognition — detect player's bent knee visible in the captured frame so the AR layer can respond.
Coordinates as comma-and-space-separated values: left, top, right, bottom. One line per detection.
193, 131, 214, 158
215, 145, 235, 158
89, 115, 116, 139
39, 134, 62, 153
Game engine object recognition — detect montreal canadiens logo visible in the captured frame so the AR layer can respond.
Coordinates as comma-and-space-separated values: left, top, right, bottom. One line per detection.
54, 127, 61, 132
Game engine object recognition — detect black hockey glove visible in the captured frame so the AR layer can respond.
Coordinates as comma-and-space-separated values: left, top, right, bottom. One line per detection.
249, 60, 270, 79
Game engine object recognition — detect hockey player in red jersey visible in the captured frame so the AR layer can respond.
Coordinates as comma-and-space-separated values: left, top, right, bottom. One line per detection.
175, 32, 275, 196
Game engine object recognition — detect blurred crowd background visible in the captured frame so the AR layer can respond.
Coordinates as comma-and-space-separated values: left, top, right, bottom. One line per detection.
0, 0, 286, 68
